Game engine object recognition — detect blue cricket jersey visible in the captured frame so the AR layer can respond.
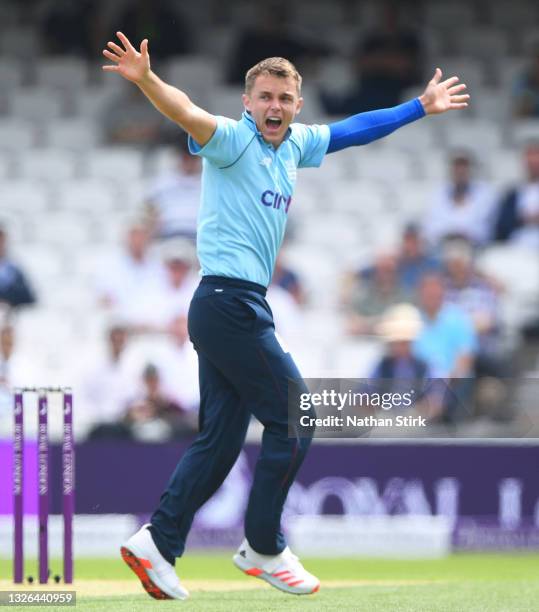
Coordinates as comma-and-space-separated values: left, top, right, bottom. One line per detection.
189, 111, 330, 287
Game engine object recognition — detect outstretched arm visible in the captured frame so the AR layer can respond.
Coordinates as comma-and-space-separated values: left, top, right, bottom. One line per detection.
327, 68, 469, 154
102, 32, 216, 146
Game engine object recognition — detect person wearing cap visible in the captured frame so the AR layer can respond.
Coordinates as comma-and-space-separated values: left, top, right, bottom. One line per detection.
372, 302, 428, 380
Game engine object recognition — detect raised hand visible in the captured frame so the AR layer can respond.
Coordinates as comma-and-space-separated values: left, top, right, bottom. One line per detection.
419, 68, 470, 115
102, 32, 150, 84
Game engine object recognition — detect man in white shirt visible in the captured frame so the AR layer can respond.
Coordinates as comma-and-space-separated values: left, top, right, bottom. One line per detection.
145, 138, 201, 241
96, 223, 167, 330
423, 152, 495, 247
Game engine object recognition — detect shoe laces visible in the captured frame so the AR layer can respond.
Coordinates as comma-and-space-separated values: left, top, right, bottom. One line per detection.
280, 549, 304, 573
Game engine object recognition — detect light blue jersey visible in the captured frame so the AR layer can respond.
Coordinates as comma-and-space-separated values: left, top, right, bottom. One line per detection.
189, 111, 330, 287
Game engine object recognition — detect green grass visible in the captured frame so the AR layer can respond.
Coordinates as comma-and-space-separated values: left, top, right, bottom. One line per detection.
2, 553, 539, 611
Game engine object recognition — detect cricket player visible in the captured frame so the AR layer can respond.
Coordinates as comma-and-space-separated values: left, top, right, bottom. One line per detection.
102, 31, 469, 600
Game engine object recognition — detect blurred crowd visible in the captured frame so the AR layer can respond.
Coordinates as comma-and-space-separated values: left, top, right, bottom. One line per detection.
1, 136, 538, 435
1, 0, 539, 438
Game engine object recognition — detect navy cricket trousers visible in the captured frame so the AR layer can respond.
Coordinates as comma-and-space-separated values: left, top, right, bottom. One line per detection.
150, 276, 312, 562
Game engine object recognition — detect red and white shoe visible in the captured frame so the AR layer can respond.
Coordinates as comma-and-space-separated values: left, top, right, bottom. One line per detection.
233, 538, 320, 595
120, 524, 189, 600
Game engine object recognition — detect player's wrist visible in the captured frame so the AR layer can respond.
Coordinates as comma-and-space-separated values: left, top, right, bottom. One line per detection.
418, 95, 432, 115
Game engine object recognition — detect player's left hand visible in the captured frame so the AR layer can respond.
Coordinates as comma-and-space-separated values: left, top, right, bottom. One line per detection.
418, 68, 470, 115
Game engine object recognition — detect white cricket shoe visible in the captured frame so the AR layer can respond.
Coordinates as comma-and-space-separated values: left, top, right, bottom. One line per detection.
120, 524, 189, 600
233, 538, 320, 595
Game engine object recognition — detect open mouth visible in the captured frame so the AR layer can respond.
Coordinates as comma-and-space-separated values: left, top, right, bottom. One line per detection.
265, 117, 282, 131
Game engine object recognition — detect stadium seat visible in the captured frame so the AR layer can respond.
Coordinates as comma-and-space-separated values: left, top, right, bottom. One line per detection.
520, 27, 539, 54
393, 179, 440, 219
495, 57, 527, 90
334, 339, 383, 378
455, 27, 510, 61
1, 180, 51, 214
12, 245, 64, 284
19, 149, 78, 182
207, 86, 244, 119
490, 2, 537, 30
294, 0, 345, 28
430, 58, 486, 91
74, 85, 122, 120
0, 119, 36, 151
424, 4, 476, 29
0, 58, 25, 89
57, 179, 118, 214
35, 57, 89, 91
85, 148, 145, 182
352, 150, 415, 182
471, 87, 512, 123
165, 56, 221, 101
9, 88, 65, 122
381, 123, 435, 153
0, 154, 13, 179
0, 26, 40, 59
196, 26, 237, 60
488, 150, 524, 185
441, 119, 504, 153
511, 120, 539, 148
44, 119, 102, 151
34, 212, 92, 248
329, 181, 388, 216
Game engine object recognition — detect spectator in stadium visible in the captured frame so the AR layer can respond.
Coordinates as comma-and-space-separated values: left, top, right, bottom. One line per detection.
493, 141, 539, 247
512, 45, 539, 118
345, 251, 412, 335
150, 239, 199, 328
226, 2, 330, 86
82, 321, 136, 439
415, 273, 477, 377
321, 2, 423, 115
368, 303, 446, 421
372, 302, 427, 379
423, 152, 495, 248
443, 241, 505, 370
271, 251, 305, 305
396, 223, 439, 292
442, 241, 510, 418
0, 226, 36, 310
0, 319, 41, 401
114, 0, 192, 60
122, 362, 197, 442
414, 273, 477, 422
96, 223, 166, 330
144, 136, 201, 241
127, 314, 200, 413
101, 81, 169, 147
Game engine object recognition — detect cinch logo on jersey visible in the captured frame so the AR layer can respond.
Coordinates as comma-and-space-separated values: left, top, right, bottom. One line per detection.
260, 190, 292, 213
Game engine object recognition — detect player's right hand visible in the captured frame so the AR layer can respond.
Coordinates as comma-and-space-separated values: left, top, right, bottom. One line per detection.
102, 32, 150, 84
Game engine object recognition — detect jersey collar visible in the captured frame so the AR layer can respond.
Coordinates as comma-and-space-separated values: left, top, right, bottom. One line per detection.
242, 111, 292, 146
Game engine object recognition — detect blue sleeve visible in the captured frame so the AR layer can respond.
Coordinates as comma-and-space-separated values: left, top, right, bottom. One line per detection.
327, 98, 426, 154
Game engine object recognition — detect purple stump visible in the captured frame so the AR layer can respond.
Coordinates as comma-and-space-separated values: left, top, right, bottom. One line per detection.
38, 392, 49, 584
13, 391, 24, 584
62, 390, 74, 584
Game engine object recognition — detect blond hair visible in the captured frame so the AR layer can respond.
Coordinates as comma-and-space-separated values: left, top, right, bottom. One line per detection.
245, 57, 302, 95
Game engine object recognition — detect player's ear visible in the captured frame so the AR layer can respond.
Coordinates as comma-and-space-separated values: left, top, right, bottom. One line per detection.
242, 93, 251, 111
295, 97, 304, 116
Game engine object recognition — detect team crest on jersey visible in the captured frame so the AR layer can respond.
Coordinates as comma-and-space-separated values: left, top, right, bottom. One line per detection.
285, 159, 297, 181
259, 156, 272, 167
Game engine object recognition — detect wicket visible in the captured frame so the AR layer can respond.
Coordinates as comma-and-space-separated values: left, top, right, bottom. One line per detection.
13, 387, 75, 584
